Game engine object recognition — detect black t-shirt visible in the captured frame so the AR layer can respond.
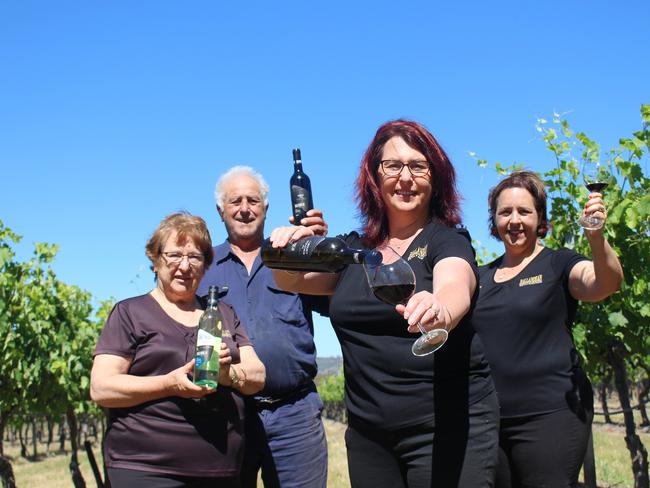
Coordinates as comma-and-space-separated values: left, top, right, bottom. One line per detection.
94, 293, 251, 477
473, 247, 591, 418
328, 222, 494, 431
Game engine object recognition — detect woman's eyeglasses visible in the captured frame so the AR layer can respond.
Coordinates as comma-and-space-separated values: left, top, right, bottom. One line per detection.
380, 160, 430, 177
162, 252, 205, 267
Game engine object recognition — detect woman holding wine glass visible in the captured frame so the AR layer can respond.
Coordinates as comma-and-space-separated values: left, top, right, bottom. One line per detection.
472, 171, 623, 487
268, 120, 500, 488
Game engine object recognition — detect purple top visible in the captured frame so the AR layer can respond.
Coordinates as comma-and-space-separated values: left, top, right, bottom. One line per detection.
94, 293, 251, 477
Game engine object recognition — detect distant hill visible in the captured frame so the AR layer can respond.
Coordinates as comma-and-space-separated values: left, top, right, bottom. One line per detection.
316, 356, 343, 377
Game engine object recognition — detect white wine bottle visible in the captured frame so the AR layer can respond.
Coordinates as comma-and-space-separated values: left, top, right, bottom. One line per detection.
261, 236, 382, 273
193, 285, 223, 388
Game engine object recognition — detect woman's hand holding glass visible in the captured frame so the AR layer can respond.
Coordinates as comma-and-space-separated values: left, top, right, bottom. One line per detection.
579, 158, 609, 231
582, 192, 608, 233
399, 292, 449, 339
364, 246, 447, 356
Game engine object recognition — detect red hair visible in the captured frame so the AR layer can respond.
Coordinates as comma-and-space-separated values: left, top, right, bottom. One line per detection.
355, 119, 462, 247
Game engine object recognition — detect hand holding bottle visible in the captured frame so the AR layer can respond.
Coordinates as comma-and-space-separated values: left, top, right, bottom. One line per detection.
269, 224, 315, 249
289, 208, 328, 236
165, 359, 216, 399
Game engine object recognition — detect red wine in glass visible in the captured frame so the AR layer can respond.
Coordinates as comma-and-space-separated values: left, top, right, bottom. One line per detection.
372, 283, 415, 306
364, 246, 447, 356
585, 182, 608, 193
579, 160, 608, 230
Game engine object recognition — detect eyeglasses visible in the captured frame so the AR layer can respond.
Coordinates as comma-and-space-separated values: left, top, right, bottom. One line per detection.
161, 252, 205, 267
380, 160, 430, 177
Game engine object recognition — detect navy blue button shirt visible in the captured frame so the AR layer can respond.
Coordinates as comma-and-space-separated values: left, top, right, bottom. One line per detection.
198, 240, 326, 397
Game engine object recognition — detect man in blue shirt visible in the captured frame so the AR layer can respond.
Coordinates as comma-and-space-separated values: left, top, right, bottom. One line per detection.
198, 166, 328, 488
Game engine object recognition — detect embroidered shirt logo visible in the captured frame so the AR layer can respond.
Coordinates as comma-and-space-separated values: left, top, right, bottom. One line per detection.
407, 245, 427, 261
519, 274, 543, 287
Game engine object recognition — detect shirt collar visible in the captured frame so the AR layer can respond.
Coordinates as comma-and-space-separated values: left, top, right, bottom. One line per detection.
213, 240, 234, 264
213, 239, 264, 271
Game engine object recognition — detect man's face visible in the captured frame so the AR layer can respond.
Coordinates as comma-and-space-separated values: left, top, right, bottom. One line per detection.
219, 175, 267, 245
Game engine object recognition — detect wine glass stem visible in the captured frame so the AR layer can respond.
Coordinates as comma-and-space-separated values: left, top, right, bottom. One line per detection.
416, 322, 427, 335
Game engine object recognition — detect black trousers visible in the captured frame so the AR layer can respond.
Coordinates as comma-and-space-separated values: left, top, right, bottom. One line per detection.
345, 390, 500, 488
496, 407, 594, 488
107, 468, 240, 488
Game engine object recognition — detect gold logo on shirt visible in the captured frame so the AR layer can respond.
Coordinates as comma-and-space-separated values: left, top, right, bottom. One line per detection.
223, 330, 232, 339
407, 245, 427, 261
519, 274, 543, 287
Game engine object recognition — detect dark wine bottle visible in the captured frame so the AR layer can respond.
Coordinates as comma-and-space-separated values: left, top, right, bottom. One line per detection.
261, 236, 382, 273
290, 148, 314, 224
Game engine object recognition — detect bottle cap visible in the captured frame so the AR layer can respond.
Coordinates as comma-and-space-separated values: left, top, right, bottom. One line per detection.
292, 148, 301, 162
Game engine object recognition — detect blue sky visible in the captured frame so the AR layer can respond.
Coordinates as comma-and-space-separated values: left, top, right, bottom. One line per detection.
1, 1, 648, 356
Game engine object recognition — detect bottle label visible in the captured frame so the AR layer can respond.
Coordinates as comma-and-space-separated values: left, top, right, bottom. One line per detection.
195, 329, 221, 371
291, 185, 310, 210
283, 236, 325, 258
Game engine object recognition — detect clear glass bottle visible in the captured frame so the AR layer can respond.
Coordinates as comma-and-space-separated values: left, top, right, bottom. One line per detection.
193, 285, 222, 388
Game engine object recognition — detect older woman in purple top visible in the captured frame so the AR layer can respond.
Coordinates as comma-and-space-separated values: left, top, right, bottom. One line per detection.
91, 212, 266, 488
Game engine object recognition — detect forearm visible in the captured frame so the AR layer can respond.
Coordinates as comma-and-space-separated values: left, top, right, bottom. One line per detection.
586, 233, 624, 299
90, 373, 171, 408
226, 363, 265, 395
434, 282, 472, 331
272, 269, 306, 293
431, 257, 476, 331
271, 269, 337, 295
226, 346, 265, 395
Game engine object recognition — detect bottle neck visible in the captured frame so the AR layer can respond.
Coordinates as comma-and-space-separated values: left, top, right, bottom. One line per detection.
206, 291, 219, 309
293, 162, 304, 173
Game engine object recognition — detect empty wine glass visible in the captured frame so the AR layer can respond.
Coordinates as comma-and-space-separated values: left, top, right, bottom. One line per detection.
363, 245, 447, 356
579, 157, 609, 230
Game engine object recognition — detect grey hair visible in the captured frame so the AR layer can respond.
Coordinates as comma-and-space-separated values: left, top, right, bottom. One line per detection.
214, 165, 270, 211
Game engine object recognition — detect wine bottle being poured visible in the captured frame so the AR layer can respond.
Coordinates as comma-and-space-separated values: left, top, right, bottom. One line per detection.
261, 236, 382, 273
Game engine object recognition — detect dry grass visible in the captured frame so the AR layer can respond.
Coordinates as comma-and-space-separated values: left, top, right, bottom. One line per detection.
7, 418, 650, 488
8, 420, 350, 488
9, 445, 102, 488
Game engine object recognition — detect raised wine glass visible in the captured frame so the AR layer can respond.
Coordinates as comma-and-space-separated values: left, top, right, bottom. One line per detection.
579, 157, 609, 231
364, 245, 447, 356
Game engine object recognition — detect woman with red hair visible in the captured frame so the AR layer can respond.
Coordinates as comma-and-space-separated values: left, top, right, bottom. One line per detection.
269, 120, 500, 487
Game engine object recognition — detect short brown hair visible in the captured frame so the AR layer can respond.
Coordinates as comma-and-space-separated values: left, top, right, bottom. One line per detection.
488, 170, 549, 240
145, 212, 214, 269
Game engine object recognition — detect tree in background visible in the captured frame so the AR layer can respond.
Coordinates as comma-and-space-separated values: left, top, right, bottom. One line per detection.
0, 222, 58, 488
0, 220, 105, 488
477, 104, 650, 487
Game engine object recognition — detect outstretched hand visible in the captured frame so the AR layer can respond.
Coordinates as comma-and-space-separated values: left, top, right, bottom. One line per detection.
396, 291, 450, 335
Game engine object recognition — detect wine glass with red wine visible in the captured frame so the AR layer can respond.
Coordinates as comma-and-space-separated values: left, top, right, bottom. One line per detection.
364, 246, 447, 356
579, 158, 609, 230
